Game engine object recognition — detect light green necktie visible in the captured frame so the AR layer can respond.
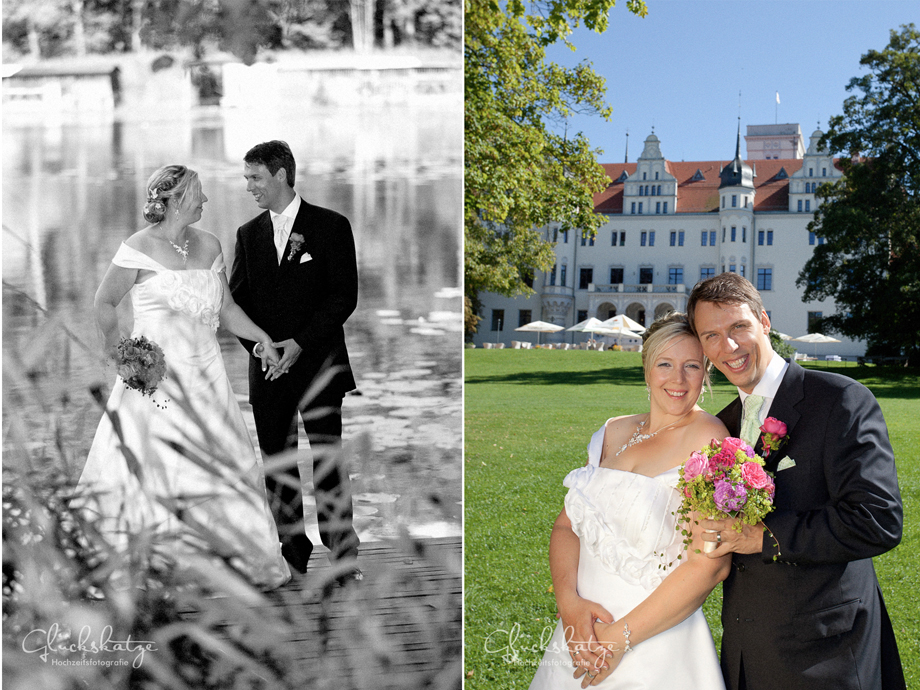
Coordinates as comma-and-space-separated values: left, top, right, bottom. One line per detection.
741, 394, 765, 446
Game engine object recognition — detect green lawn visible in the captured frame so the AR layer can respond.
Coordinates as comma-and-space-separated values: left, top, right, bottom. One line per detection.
464, 349, 920, 688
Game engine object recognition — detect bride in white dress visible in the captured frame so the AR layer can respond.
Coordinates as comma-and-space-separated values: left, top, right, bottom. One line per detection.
77, 164, 289, 589
530, 313, 731, 689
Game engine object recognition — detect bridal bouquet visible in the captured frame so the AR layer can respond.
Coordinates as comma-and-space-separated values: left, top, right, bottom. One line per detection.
676, 436, 777, 551
115, 336, 167, 397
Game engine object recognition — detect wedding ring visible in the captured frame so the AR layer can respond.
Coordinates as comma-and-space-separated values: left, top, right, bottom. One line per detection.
716, 531, 722, 543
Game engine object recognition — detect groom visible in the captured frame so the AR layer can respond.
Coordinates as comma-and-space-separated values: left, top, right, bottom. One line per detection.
688, 272, 904, 690
230, 140, 361, 581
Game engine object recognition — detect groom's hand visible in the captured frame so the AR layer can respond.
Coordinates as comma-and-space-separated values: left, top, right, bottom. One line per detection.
259, 343, 281, 379
700, 517, 764, 557
269, 338, 303, 380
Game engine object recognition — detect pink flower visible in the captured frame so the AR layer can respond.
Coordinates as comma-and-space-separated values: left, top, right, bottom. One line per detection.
761, 417, 787, 437
714, 480, 748, 512
710, 448, 736, 470
741, 461, 771, 490
683, 451, 708, 481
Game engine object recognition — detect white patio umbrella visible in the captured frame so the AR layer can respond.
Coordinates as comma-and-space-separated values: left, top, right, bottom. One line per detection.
792, 332, 841, 358
595, 325, 643, 348
773, 331, 793, 341
566, 317, 606, 343
514, 320, 564, 345
600, 314, 647, 334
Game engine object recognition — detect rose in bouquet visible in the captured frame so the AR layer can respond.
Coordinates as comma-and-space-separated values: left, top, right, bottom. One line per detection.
115, 336, 167, 397
676, 436, 777, 553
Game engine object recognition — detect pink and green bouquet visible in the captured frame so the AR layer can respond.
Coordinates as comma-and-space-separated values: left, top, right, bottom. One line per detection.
115, 336, 167, 397
676, 436, 776, 545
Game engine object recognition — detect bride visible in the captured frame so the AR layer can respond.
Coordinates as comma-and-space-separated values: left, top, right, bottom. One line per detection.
530, 312, 731, 688
77, 164, 289, 589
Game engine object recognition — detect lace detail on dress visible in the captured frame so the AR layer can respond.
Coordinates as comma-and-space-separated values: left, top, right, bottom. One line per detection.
158, 272, 222, 331
564, 465, 682, 590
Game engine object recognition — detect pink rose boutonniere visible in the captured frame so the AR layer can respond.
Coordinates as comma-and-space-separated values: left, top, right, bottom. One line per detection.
759, 417, 789, 457
286, 233, 305, 262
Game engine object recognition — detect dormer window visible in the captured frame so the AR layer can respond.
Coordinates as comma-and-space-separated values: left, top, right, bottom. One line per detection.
776, 167, 788, 180
691, 169, 705, 181
617, 170, 629, 182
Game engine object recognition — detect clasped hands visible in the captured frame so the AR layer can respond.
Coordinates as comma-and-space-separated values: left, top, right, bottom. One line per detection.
257, 338, 302, 380
558, 596, 624, 687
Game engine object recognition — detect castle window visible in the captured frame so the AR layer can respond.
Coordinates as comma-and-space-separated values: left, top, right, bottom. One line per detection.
655, 172, 659, 180
679, 231, 685, 246
643, 172, 647, 180
641, 231, 647, 247
710, 231, 716, 245
579, 268, 593, 290
798, 200, 803, 212
668, 267, 684, 285
758, 230, 764, 246
638, 202, 643, 214
639, 267, 653, 284
518, 309, 532, 327
768, 230, 773, 245
742, 227, 747, 243
691, 169, 705, 182
822, 167, 827, 177
757, 268, 773, 291
612, 230, 618, 246
610, 267, 624, 284
656, 202, 661, 214
670, 231, 676, 246
805, 200, 811, 212
702, 231, 709, 246
663, 202, 668, 214
732, 195, 737, 208
620, 232, 626, 245
491, 310, 504, 331
649, 231, 656, 246
631, 202, 636, 214
560, 265, 567, 286
731, 226, 737, 242
700, 267, 715, 281
549, 264, 556, 286
809, 168, 814, 177
563, 230, 569, 243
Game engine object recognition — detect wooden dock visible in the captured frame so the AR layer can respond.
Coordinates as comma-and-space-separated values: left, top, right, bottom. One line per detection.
181, 536, 461, 690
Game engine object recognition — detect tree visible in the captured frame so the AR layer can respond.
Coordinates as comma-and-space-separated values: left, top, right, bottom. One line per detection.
797, 24, 920, 364
464, 0, 647, 334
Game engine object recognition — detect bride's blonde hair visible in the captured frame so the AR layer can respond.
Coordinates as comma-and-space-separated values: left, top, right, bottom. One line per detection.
143, 165, 200, 223
641, 311, 712, 392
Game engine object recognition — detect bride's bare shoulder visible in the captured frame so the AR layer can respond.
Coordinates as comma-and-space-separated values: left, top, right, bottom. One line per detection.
687, 409, 729, 445
122, 226, 157, 251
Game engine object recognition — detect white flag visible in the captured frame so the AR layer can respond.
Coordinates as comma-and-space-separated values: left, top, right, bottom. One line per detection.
776, 91, 780, 104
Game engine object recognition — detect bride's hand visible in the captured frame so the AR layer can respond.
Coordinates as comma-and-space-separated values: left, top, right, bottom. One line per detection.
574, 621, 625, 687
557, 595, 614, 676
258, 342, 282, 379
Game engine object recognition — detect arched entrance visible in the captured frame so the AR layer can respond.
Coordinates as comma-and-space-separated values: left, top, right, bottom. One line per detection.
654, 302, 675, 320
595, 302, 617, 321
626, 302, 645, 326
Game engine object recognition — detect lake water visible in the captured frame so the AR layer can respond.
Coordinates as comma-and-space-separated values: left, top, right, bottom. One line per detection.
2, 100, 463, 542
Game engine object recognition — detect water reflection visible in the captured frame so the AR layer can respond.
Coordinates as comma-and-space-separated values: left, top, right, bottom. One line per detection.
2, 104, 462, 540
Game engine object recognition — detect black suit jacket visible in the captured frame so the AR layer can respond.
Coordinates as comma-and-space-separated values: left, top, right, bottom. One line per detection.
717, 359, 904, 690
229, 199, 358, 405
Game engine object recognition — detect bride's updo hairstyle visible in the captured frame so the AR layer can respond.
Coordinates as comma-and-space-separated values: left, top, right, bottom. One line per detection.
143, 165, 200, 223
641, 311, 712, 392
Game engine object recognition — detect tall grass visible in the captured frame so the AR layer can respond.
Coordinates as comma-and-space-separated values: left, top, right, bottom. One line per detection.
2, 289, 461, 690
464, 349, 920, 688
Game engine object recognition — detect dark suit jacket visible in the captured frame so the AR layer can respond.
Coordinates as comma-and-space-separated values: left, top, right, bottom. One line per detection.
229, 199, 358, 406
717, 359, 904, 690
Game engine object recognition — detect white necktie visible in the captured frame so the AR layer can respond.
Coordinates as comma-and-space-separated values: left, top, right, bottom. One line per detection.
272, 214, 288, 264
741, 394, 765, 446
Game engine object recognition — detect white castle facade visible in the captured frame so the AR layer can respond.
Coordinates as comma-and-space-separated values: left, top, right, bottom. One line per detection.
472, 124, 864, 358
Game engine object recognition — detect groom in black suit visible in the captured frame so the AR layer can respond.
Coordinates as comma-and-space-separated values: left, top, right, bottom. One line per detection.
688, 273, 904, 690
230, 140, 360, 580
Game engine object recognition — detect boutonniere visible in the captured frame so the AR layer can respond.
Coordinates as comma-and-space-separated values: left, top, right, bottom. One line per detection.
759, 417, 790, 457
286, 233, 305, 262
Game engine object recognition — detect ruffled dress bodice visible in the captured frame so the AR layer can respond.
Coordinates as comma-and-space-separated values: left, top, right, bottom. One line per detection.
113, 244, 224, 368
529, 419, 726, 689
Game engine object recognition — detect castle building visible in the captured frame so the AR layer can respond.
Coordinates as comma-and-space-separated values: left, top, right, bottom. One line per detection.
473, 125, 864, 357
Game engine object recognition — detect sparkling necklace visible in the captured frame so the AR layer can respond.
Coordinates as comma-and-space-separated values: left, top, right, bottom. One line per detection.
614, 410, 693, 458
167, 238, 189, 262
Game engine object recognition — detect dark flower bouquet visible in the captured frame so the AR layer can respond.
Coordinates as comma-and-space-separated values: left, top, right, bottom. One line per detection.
676, 436, 777, 553
115, 336, 167, 397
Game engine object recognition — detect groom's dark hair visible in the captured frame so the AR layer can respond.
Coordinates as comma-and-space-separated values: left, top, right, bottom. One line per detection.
245, 140, 296, 187
686, 272, 766, 335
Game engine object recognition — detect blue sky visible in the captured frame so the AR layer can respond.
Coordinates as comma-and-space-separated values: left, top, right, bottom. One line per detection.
544, 0, 914, 163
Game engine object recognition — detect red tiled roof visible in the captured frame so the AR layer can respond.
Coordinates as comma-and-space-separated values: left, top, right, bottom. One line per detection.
594, 158, 807, 214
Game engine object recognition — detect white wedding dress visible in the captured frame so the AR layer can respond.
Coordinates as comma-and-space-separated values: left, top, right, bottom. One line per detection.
529, 421, 726, 689
77, 243, 289, 588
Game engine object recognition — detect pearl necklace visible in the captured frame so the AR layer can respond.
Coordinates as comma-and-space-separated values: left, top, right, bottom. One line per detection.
167, 238, 189, 262
614, 410, 693, 458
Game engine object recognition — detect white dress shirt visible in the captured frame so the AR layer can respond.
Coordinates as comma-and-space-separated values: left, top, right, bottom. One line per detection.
738, 351, 789, 425
270, 194, 302, 264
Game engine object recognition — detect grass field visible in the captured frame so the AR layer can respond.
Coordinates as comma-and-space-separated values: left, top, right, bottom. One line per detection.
464, 349, 920, 689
